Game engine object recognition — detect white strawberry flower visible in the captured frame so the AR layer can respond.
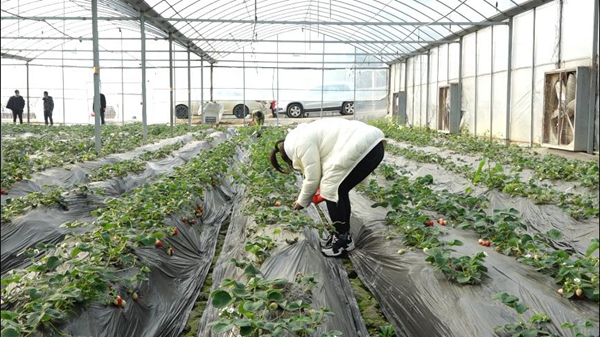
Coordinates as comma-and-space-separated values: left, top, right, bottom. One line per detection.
525, 254, 532, 258
483, 251, 488, 257
573, 278, 581, 284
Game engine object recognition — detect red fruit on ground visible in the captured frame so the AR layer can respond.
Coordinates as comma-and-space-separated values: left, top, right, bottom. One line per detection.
155, 239, 164, 248
172, 228, 178, 235
189, 219, 197, 225
484, 240, 491, 247
478, 239, 484, 245
132, 293, 139, 301
0, 189, 6, 195
440, 220, 447, 226
181, 216, 187, 223
274, 201, 282, 207
167, 247, 174, 256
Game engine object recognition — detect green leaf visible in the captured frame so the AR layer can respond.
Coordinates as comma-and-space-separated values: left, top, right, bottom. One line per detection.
585, 238, 599, 257
0, 311, 19, 321
1, 328, 20, 337
456, 273, 471, 284
211, 290, 233, 308
244, 263, 260, 278
515, 304, 529, 315
210, 322, 234, 333
546, 229, 563, 240
239, 326, 255, 336
46, 256, 62, 271
242, 300, 264, 313
267, 290, 283, 302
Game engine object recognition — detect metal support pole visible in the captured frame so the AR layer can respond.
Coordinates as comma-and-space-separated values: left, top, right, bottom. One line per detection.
210, 64, 214, 101
141, 13, 148, 141
353, 46, 357, 120
458, 37, 463, 131
92, 0, 101, 154
169, 34, 174, 136
187, 47, 191, 126
505, 17, 513, 143
200, 55, 204, 118
243, 46, 246, 124
419, 55, 423, 126
120, 28, 124, 125
321, 35, 325, 119
26, 62, 30, 124
404, 60, 408, 125
62, 2, 66, 125
588, 0, 599, 153
276, 34, 280, 126
490, 26, 494, 141
530, 8, 536, 147
412, 58, 415, 125
475, 31, 479, 136
436, 46, 440, 129
426, 50, 431, 128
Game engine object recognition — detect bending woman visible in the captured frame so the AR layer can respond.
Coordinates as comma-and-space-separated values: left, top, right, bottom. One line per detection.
269, 118, 385, 257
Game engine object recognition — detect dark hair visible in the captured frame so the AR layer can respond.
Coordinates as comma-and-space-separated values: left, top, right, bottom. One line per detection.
44, 91, 48, 95
269, 139, 293, 173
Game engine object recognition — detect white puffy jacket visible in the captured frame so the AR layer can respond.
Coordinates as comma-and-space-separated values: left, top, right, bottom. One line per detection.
284, 118, 385, 207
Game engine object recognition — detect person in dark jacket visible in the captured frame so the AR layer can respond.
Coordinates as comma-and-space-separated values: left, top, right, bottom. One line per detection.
6, 90, 25, 124
92, 93, 107, 125
43, 91, 54, 126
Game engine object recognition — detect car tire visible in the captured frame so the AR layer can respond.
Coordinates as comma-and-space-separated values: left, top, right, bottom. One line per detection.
233, 104, 249, 119
340, 102, 354, 115
175, 104, 189, 119
287, 103, 303, 118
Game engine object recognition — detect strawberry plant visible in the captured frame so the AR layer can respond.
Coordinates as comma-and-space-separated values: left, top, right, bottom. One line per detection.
492, 291, 556, 337
371, 120, 599, 190
208, 259, 342, 337
425, 248, 488, 285
0, 135, 239, 334
492, 292, 598, 337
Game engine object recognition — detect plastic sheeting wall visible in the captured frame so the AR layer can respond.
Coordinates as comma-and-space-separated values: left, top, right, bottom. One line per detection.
390, 0, 598, 151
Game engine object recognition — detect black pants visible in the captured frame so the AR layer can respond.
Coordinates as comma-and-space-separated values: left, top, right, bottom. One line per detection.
44, 111, 53, 125
326, 141, 385, 234
100, 109, 105, 125
12, 110, 23, 124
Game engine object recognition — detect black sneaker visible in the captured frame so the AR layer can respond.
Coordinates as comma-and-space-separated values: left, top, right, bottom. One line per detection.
321, 233, 355, 257
320, 233, 333, 248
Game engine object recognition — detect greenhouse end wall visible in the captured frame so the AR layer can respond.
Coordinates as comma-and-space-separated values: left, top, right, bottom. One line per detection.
388, 0, 599, 152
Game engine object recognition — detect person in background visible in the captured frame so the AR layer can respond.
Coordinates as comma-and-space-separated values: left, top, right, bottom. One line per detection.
43, 91, 54, 126
92, 93, 107, 125
6, 90, 25, 124
269, 118, 386, 257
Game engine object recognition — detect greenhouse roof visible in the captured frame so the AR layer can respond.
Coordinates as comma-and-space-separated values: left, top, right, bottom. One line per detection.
1, 0, 551, 66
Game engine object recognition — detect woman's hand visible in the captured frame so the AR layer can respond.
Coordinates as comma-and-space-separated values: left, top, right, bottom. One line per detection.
293, 202, 304, 210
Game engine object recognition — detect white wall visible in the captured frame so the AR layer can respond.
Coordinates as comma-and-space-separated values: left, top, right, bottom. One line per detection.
389, 0, 597, 151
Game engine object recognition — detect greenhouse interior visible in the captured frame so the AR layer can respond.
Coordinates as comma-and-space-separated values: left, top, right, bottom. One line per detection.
1, 0, 599, 336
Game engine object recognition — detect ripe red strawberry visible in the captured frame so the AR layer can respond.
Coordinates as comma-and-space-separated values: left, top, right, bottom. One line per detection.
172, 228, 178, 236
437, 218, 443, 224
132, 293, 139, 301
189, 219, 197, 225
167, 247, 174, 256
423, 220, 434, 226
155, 239, 164, 248
484, 240, 491, 247
0, 189, 6, 195
113, 295, 126, 308
478, 239, 484, 245
181, 216, 187, 223
440, 220, 447, 226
